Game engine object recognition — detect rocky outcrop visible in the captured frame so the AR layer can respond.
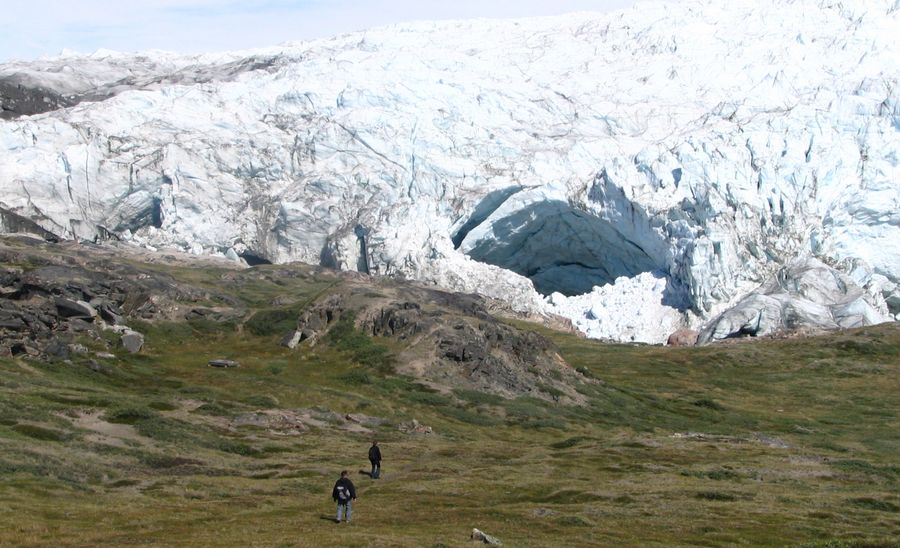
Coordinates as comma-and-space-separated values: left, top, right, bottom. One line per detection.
0, 77, 74, 119
285, 281, 589, 401
0, 236, 240, 358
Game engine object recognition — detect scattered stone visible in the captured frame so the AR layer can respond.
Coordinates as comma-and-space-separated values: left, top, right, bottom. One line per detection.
471, 528, 502, 545
68, 343, 89, 355
232, 411, 310, 434
120, 331, 144, 353
95, 352, 117, 359
753, 433, 790, 449
67, 318, 96, 332
96, 302, 126, 325
666, 328, 699, 347
399, 419, 433, 435
208, 359, 240, 368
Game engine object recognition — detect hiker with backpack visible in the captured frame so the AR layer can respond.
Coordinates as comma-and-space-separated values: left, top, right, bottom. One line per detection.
368, 440, 382, 479
332, 470, 357, 523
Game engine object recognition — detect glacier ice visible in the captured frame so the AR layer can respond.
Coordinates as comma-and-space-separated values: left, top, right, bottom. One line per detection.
0, 0, 898, 342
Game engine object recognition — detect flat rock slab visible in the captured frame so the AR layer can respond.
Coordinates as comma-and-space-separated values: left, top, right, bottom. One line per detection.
208, 359, 240, 368
55, 297, 96, 320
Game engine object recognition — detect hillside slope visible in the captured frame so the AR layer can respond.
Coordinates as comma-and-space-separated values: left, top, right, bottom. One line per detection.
0, 237, 897, 545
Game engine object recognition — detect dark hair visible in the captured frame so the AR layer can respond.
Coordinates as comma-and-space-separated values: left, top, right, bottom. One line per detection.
341, 470, 348, 477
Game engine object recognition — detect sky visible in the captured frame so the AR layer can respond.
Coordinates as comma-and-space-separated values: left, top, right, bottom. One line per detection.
0, 0, 637, 62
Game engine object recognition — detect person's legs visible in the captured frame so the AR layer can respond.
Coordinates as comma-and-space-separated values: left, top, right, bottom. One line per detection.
336, 502, 345, 522
346, 500, 353, 522
372, 462, 380, 479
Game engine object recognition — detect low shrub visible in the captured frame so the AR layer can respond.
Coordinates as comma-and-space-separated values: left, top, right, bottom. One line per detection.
245, 307, 298, 337
403, 391, 452, 406
134, 417, 196, 443
452, 388, 504, 406
242, 395, 279, 408
519, 417, 567, 430
195, 402, 232, 416
440, 406, 501, 426
215, 440, 262, 457
504, 397, 548, 420
831, 460, 899, 479
12, 424, 70, 442
327, 315, 395, 373
848, 498, 899, 512
105, 407, 159, 424
342, 370, 372, 385
692, 398, 725, 411
696, 491, 738, 502
550, 436, 590, 449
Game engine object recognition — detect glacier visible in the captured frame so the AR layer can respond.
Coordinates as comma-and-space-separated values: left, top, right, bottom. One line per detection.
1, 0, 898, 343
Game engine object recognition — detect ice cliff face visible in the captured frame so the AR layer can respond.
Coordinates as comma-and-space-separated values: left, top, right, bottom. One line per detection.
1, 0, 898, 342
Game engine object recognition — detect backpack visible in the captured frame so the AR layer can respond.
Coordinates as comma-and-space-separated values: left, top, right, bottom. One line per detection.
336, 485, 350, 502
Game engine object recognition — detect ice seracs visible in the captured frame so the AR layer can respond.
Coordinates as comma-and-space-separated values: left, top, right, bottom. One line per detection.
1, 0, 898, 343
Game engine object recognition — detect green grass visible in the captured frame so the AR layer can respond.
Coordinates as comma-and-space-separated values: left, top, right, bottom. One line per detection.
0, 252, 898, 546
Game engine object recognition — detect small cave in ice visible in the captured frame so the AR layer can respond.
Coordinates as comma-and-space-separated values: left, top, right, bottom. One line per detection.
460, 200, 663, 296
239, 252, 273, 266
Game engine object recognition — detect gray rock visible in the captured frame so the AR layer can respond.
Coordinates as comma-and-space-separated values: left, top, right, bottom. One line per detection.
0, 316, 26, 330
471, 528, 502, 545
67, 318, 96, 332
54, 297, 96, 320
44, 338, 70, 359
208, 359, 240, 368
120, 330, 144, 353
96, 302, 126, 325
280, 330, 303, 349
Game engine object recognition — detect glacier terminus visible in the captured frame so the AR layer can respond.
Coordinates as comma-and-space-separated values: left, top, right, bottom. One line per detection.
1, 0, 898, 343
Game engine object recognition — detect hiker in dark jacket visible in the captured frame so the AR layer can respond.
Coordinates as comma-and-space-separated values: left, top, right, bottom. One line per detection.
332, 470, 357, 523
368, 440, 382, 479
